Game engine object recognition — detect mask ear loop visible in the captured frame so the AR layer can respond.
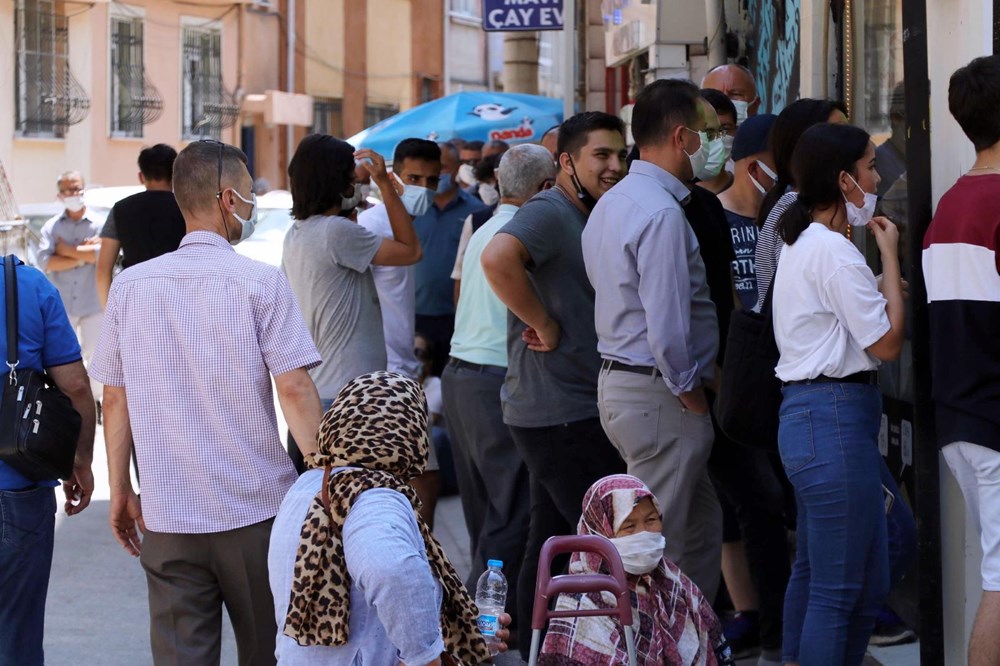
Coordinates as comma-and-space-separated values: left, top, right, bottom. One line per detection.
214, 141, 232, 241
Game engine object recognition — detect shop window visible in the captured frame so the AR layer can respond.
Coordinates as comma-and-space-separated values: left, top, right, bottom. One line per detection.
311, 98, 344, 137
365, 103, 399, 128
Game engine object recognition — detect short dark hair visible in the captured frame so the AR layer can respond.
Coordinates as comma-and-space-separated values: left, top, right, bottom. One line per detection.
756, 98, 847, 228
484, 139, 509, 152
173, 140, 248, 216
949, 55, 1000, 151
464, 140, 485, 151
288, 134, 355, 220
393, 138, 441, 168
557, 111, 625, 158
700, 88, 737, 122
778, 123, 871, 245
631, 79, 701, 148
474, 153, 502, 181
138, 144, 177, 182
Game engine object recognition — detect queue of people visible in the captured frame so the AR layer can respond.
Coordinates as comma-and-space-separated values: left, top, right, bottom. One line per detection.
4, 54, 1000, 666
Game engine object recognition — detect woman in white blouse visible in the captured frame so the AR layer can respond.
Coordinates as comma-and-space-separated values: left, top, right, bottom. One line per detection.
771, 122, 905, 665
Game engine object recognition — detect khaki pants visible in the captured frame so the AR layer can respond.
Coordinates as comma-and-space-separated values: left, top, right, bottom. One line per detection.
140, 519, 277, 666
597, 367, 722, 600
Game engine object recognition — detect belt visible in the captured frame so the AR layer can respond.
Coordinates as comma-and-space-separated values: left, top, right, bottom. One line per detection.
601, 359, 662, 378
447, 357, 506, 375
783, 370, 877, 387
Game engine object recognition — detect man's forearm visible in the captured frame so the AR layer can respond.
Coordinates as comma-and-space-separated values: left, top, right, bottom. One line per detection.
103, 385, 134, 491
276, 370, 323, 457
483, 260, 550, 331
46, 254, 83, 272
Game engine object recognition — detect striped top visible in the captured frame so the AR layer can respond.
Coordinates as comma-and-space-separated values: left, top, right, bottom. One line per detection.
752, 190, 798, 312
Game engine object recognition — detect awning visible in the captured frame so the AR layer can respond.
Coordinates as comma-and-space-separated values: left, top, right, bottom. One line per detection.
242, 90, 314, 127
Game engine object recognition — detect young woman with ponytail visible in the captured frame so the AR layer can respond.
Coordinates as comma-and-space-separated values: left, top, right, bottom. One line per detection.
771, 123, 905, 665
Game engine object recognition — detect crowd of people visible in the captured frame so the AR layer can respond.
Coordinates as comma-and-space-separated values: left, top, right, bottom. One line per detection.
2, 53, 1000, 666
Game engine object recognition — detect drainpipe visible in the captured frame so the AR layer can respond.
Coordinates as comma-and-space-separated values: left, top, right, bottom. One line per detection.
563, 0, 574, 119
443, 4, 451, 95
705, 0, 725, 68
287, 0, 296, 166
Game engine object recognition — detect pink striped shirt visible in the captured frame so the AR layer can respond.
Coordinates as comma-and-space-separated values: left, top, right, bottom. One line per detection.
90, 231, 321, 533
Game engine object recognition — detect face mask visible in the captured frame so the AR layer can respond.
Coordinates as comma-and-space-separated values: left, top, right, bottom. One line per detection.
843, 173, 878, 227
684, 130, 710, 182
62, 195, 85, 213
436, 172, 454, 195
341, 185, 365, 212
732, 97, 758, 125
721, 134, 735, 154
567, 156, 600, 212
457, 163, 478, 187
393, 173, 435, 217
749, 160, 778, 196
609, 531, 666, 575
478, 183, 500, 206
696, 137, 730, 181
229, 189, 258, 245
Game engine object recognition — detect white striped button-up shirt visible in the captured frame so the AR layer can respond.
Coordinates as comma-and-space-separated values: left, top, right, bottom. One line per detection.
90, 231, 322, 534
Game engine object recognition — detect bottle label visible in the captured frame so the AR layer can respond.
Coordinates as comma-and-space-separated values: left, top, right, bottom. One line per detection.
477, 613, 499, 637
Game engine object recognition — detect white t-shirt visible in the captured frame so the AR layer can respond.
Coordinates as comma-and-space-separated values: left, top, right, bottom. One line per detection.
773, 222, 890, 382
358, 204, 422, 379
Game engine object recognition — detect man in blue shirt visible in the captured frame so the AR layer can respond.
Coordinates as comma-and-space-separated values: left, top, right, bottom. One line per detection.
413, 142, 488, 375
0, 256, 97, 664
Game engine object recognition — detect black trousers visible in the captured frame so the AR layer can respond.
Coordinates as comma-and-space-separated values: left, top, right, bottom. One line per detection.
415, 313, 455, 377
509, 417, 626, 653
441, 360, 530, 622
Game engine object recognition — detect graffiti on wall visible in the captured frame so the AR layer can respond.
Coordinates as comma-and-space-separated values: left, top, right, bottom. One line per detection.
745, 0, 801, 113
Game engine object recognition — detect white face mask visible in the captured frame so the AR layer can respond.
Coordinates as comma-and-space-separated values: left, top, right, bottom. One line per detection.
843, 173, 877, 227
341, 185, 365, 212
393, 172, 435, 217
749, 160, 778, 196
478, 182, 500, 206
696, 137, 731, 181
731, 97, 758, 125
609, 530, 665, 575
228, 189, 258, 245
61, 195, 85, 213
457, 163, 478, 187
684, 129, 710, 181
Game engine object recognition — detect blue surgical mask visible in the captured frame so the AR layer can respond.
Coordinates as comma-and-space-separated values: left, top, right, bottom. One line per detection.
393, 173, 435, 217
228, 189, 257, 245
696, 137, 730, 180
436, 172, 453, 195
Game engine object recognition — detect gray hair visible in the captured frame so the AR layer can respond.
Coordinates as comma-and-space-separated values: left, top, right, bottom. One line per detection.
56, 170, 83, 190
497, 144, 557, 201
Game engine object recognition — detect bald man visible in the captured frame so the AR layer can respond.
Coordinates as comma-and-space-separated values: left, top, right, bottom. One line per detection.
702, 64, 760, 124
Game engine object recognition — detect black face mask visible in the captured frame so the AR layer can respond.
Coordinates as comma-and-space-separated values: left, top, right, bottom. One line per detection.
568, 156, 599, 212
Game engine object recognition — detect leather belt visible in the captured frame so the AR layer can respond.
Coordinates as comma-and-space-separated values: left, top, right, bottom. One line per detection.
601, 359, 662, 378
447, 357, 506, 376
783, 370, 877, 387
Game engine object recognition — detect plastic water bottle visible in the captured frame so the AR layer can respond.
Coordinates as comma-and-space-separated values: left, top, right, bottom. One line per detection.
475, 559, 507, 655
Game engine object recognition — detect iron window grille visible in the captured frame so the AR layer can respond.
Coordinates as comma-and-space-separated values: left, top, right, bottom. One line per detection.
364, 103, 399, 128
311, 98, 343, 136
110, 14, 163, 137
181, 24, 238, 140
14, 0, 90, 137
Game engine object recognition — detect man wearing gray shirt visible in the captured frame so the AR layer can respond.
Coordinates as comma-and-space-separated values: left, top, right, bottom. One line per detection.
582, 79, 722, 600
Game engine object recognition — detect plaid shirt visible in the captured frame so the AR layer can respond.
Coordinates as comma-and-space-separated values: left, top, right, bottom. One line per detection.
90, 231, 321, 534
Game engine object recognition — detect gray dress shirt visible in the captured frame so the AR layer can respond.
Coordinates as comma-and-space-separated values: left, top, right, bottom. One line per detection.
36, 211, 103, 318
582, 160, 718, 395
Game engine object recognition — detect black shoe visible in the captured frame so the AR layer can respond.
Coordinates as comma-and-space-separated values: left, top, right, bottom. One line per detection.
96, 400, 102, 426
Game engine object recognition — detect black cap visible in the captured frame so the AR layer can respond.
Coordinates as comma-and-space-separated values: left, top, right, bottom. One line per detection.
732, 113, 777, 161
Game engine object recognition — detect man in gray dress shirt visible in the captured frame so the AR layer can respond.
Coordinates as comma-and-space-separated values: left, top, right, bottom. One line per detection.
582, 79, 723, 600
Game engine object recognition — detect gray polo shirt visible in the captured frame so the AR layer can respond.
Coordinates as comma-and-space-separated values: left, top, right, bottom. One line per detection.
582, 160, 718, 394
36, 211, 103, 318
497, 188, 602, 428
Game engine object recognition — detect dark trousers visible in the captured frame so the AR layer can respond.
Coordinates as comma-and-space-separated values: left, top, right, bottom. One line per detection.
415, 313, 455, 376
509, 418, 626, 653
140, 519, 278, 666
709, 432, 791, 651
441, 359, 530, 620
0, 486, 55, 666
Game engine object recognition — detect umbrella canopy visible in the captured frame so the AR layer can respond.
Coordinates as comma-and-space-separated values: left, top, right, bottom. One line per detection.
347, 91, 563, 160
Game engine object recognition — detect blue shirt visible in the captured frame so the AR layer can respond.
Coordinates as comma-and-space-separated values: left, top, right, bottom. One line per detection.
413, 189, 488, 317
36, 211, 104, 318
450, 204, 519, 367
0, 257, 82, 489
582, 160, 718, 394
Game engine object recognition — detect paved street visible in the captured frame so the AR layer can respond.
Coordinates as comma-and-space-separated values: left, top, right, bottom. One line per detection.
42, 422, 910, 665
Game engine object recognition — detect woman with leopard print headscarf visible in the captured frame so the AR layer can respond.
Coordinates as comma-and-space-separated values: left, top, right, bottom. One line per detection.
267, 370, 506, 665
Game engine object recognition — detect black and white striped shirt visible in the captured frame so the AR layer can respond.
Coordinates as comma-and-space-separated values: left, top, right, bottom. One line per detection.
753, 190, 799, 311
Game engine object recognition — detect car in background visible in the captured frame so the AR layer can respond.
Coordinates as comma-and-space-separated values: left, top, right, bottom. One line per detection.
234, 189, 293, 267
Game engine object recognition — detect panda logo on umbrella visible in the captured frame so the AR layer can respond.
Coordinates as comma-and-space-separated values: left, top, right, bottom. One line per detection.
470, 103, 517, 121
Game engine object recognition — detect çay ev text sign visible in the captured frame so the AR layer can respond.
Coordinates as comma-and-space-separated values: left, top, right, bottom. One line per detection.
482, 0, 565, 32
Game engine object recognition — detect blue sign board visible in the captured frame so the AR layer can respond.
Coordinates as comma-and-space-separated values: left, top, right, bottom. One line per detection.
482, 0, 565, 32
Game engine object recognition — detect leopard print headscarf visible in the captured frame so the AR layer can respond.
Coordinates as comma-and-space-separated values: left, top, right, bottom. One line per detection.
283, 371, 491, 665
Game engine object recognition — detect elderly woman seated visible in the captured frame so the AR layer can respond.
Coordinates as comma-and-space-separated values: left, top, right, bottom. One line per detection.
268, 371, 508, 665
539, 474, 734, 666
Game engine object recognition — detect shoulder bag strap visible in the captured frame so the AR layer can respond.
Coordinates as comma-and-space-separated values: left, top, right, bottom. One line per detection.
4, 255, 18, 383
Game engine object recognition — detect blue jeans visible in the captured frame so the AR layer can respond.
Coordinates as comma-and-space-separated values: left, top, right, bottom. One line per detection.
779, 383, 889, 665
0, 486, 56, 666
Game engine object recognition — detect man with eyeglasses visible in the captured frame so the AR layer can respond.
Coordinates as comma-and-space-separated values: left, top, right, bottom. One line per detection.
37, 170, 105, 416
90, 140, 324, 665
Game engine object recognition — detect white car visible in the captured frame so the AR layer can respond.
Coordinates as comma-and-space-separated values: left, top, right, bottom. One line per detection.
234, 189, 294, 267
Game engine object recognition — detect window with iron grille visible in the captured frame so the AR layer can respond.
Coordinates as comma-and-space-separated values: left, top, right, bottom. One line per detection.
311, 98, 343, 137
110, 14, 163, 137
365, 103, 399, 128
181, 23, 237, 140
14, 0, 90, 137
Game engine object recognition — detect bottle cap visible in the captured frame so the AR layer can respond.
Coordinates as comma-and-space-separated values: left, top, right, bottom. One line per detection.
488, 559, 503, 569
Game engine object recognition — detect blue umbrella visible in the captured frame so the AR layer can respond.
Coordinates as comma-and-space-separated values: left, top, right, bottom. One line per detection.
347, 91, 563, 159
